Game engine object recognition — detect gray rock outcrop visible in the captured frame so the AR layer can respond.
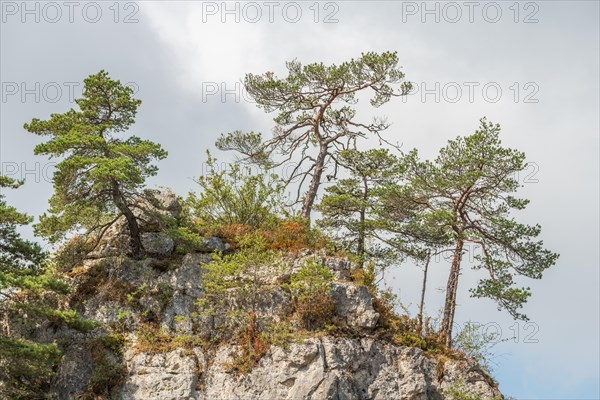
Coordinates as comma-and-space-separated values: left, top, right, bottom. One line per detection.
332, 282, 380, 329
31, 190, 502, 400
141, 232, 175, 256
119, 337, 501, 400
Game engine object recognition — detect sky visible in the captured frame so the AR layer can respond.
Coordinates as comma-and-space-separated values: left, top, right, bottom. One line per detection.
1, 1, 599, 398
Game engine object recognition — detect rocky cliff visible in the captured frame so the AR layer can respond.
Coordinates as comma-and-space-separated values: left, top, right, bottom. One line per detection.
23, 190, 501, 400
119, 337, 500, 400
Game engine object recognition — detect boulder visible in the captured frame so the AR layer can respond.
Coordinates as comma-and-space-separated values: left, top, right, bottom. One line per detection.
195, 236, 230, 253
331, 282, 380, 329
141, 232, 175, 257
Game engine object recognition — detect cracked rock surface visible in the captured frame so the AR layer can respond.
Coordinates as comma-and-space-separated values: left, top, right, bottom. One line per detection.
119, 337, 501, 400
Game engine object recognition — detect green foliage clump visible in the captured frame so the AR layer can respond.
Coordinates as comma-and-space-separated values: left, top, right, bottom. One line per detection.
452, 322, 504, 374
0, 177, 49, 297
80, 334, 127, 399
1, 176, 93, 399
370, 289, 445, 354
262, 319, 309, 350
0, 335, 61, 399
168, 225, 208, 254
198, 233, 275, 337
19, 303, 97, 333
287, 259, 335, 331
185, 152, 285, 232
133, 323, 207, 354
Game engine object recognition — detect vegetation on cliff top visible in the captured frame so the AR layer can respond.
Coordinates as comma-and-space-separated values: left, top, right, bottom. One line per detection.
1, 56, 558, 397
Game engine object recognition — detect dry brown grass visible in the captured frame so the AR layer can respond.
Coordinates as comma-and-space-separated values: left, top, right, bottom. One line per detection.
223, 312, 270, 374
132, 323, 209, 355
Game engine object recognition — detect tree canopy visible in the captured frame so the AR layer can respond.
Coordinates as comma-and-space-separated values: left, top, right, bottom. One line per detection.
24, 70, 167, 259
317, 148, 399, 266
377, 118, 559, 346
216, 51, 412, 219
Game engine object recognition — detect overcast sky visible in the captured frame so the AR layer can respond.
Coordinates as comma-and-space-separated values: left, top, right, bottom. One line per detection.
1, 1, 599, 398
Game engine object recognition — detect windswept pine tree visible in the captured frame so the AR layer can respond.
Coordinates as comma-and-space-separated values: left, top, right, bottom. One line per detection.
378, 119, 559, 347
24, 71, 167, 259
216, 51, 412, 219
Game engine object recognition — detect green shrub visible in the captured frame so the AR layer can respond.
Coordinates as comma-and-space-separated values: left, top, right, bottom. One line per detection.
185, 152, 286, 232
197, 233, 276, 338
263, 319, 309, 350
0, 335, 62, 399
133, 323, 207, 354
80, 334, 126, 399
168, 225, 207, 254
453, 321, 504, 374
287, 259, 335, 330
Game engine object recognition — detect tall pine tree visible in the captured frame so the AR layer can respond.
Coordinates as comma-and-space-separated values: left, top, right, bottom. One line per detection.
216, 52, 411, 219
24, 71, 167, 259
378, 119, 559, 347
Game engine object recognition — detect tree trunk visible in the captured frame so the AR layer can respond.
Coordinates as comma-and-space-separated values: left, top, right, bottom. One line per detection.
440, 238, 464, 348
111, 180, 145, 260
301, 146, 328, 220
357, 206, 366, 268
418, 251, 431, 337
356, 178, 368, 268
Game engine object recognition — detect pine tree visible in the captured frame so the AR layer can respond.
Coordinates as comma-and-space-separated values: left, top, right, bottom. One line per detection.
318, 148, 399, 266
216, 52, 411, 220
0, 177, 93, 398
379, 118, 559, 347
24, 70, 167, 259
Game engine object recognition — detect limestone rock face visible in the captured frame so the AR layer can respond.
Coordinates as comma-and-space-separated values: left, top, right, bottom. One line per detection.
51, 341, 95, 399
287, 249, 353, 281
141, 232, 175, 257
331, 282, 380, 329
235, 249, 354, 285
120, 349, 201, 400
134, 188, 182, 232
195, 236, 230, 253
119, 337, 501, 400
148, 188, 182, 216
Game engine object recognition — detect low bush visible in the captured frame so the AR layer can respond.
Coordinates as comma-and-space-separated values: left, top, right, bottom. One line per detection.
223, 312, 270, 374
452, 321, 505, 374
185, 152, 285, 233
133, 323, 208, 354
371, 289, 444, 354
287, 259, 336, 331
